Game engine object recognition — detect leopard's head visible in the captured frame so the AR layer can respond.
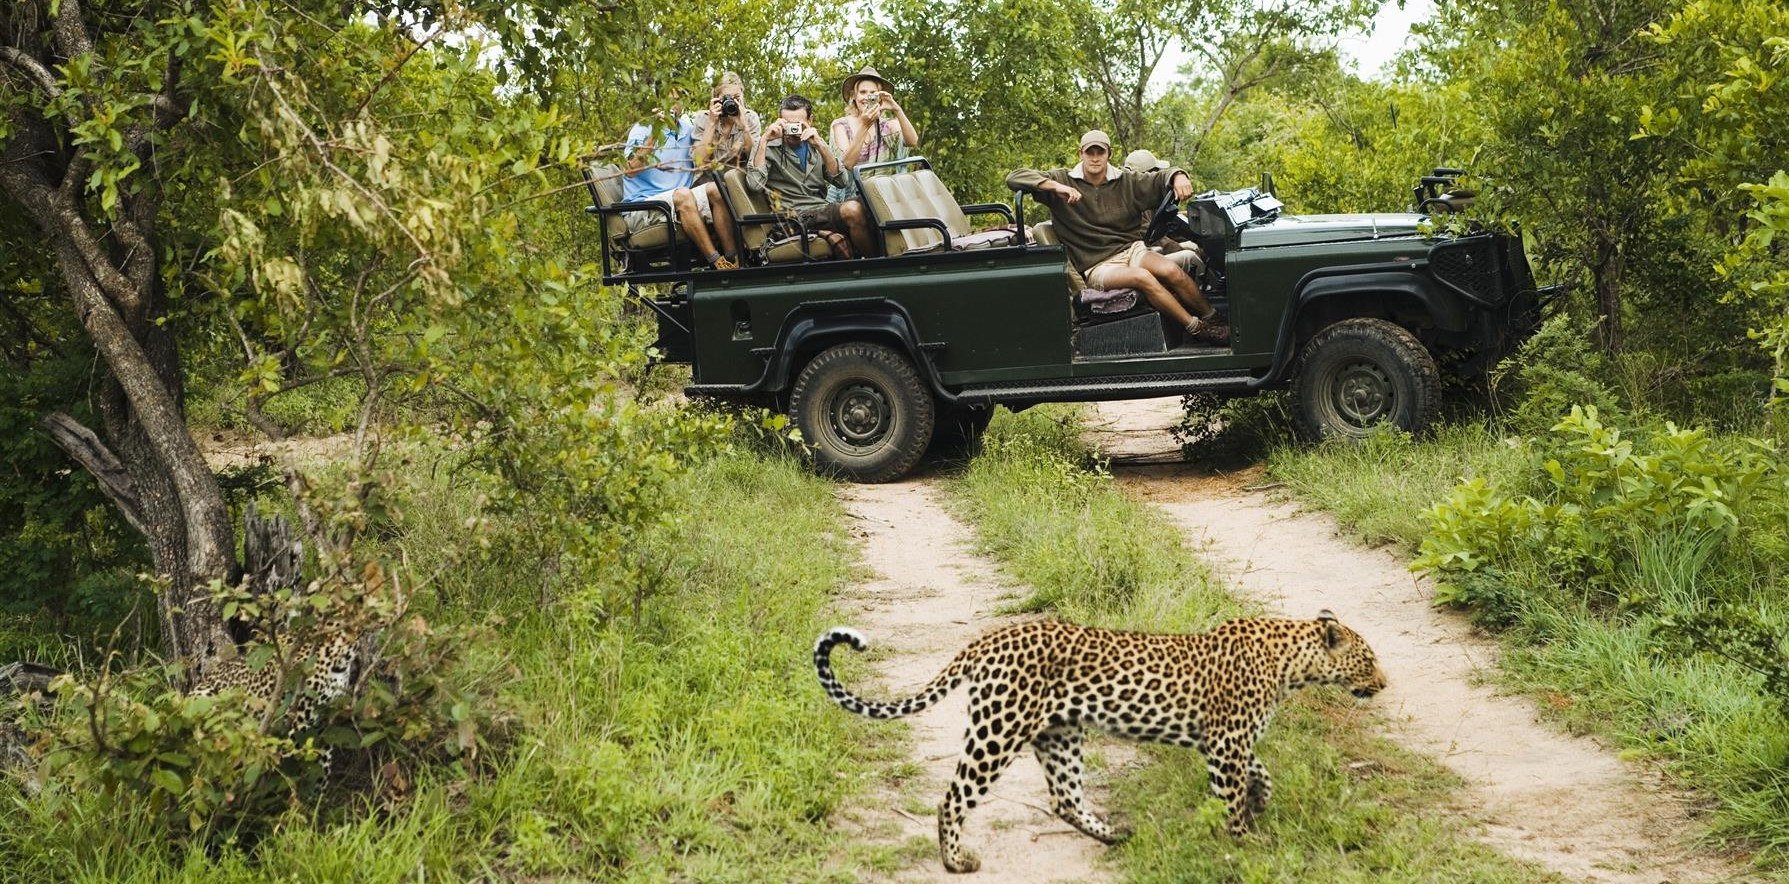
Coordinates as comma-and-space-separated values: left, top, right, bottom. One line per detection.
1314, 611, 1386, 699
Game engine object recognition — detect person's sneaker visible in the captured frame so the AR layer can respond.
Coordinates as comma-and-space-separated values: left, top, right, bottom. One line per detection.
1187, 316, 1231, 346
712, 255, 739, 271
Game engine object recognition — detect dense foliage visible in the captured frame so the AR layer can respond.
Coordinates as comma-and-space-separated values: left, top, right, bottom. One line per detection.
3, 0, 1788, 874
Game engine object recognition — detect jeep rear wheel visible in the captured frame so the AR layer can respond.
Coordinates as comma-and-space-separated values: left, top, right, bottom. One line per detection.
1293, 318, 1438, 441
790, 342, 935, 483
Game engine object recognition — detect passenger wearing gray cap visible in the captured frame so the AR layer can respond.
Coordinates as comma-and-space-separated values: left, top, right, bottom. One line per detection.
1007, 132, 1228, 344
1123, 148, 1208, 283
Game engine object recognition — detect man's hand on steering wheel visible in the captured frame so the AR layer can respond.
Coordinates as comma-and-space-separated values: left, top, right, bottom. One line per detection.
1171, 170, 1193, 202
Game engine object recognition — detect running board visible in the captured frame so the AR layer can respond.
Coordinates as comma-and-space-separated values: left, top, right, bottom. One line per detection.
953, 370, 1260, 405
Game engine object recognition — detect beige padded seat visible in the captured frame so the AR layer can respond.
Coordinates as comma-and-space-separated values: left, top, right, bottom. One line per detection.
862, 175, 940, 256
721, 169, 834, 263
1031, 220, 1057, 245
911, 170, 1022, 249
861, 168, 1025, 257
586, 163, 674, 254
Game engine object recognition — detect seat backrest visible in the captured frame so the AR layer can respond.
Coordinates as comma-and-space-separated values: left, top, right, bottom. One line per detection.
913, 169, 973, 237
887, 173, 945, 252
722, 168, 778, 252
859, 175, 910, 257
586, 163, 628, 241
1032, 220, 1057, 245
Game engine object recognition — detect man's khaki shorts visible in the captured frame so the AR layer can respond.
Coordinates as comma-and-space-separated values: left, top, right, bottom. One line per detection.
624, 185, 712, 233
1084, 240, 1148, 289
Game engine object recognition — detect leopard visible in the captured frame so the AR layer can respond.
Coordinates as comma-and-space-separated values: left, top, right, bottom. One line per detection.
190, 633, 360, 771
813, 610, 1386, 873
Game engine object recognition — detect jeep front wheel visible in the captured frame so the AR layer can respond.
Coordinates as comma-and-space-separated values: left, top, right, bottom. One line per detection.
790, 342, 936, 483
1293, 318, 1439, 441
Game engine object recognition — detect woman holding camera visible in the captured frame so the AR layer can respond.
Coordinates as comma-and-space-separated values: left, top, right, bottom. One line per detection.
827, 65, 919, 201
692, 71, 760, 174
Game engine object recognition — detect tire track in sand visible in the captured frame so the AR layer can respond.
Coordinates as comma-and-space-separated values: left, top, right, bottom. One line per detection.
1086, 398, 1751, 884
830, 479, 1126, 883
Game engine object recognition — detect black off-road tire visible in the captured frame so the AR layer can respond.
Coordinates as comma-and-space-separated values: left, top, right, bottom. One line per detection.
789, 342, 936, 483
927, 405, 995, 461
1292, 318, 1439, 442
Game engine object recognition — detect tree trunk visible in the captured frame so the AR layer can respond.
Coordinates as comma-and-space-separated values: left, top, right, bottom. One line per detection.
1590, 233, 1626, 353
0, 37, 237, 677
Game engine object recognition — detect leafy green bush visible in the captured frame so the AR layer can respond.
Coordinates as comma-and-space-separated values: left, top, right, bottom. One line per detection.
25, 565, 495, 848
1489, 314, 1623, 436
1418, 406, 1780, 613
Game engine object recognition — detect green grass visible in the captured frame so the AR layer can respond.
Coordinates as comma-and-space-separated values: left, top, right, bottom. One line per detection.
943, 407, 1547, 882
1263, 418, 1789, 868
0, 450, 901, 881
1265, 423, 1530, 552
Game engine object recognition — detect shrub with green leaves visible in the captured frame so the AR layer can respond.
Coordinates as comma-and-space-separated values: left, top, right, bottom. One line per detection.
1490, 314, 1623, 436
1418, 406, 1781, 611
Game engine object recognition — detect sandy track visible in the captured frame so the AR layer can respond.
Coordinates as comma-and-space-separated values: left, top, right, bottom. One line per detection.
1088, 398, 1751, 884
831, 480, 1123, 883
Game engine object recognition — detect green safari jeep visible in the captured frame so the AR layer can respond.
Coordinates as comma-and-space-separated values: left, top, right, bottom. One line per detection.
584, 161, 1547, 482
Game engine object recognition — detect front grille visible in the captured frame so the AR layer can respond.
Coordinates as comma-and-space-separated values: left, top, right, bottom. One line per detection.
1430, 235, 1505, 307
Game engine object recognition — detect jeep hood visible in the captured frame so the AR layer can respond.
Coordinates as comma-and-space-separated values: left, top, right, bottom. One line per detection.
1237, 213, 1427, 248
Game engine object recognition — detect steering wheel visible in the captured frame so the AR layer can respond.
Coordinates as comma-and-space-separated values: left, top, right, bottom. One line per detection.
1143, 187, 1193, 244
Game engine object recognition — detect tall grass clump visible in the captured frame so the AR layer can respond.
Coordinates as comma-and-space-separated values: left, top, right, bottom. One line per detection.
945, 408, 1545, 882
949, 406, 1232, 623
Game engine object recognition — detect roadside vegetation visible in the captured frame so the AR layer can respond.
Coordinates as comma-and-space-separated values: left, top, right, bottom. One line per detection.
1259, 328, 1789, 865
945, 407, 1547, 882
0, 446, 897, 881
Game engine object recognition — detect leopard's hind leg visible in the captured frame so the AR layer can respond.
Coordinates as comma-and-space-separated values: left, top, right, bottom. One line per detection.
1033, 724, 1124, 843
937, 680, 1043, 873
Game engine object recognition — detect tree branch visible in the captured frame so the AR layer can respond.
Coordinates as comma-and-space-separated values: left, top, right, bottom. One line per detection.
0, 46, 63, 101
40, 412, 150, 538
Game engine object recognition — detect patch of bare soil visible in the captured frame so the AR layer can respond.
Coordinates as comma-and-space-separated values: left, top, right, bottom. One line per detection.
831, 480, 1130, 883
200, 429, 359, 470
1086, 399, 1754, 884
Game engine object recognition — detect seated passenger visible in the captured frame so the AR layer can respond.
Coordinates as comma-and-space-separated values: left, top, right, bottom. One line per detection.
623, 108, 740, 270
692, 71, 761, 177
827, 65, 920, 203
1124, 148, 1208, 282
1007, 131, 1228, 344
747, 94, 874, 258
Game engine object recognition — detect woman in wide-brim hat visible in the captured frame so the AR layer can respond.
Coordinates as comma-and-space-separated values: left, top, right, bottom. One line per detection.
827, 64, 920, 202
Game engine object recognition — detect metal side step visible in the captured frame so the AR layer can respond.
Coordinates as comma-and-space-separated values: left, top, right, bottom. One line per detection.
953, 370, 1259, 405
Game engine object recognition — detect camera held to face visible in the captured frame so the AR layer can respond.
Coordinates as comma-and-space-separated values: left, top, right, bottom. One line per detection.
784, 120, 805, 138
718, 96, 740, 117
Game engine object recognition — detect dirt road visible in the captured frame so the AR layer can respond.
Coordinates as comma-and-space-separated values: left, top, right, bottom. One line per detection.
1087, 398, 1749, 884
832, 480, 1126, 883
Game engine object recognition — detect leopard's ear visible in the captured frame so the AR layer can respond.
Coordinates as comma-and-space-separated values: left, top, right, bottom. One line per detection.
1318, 610, 1339, 648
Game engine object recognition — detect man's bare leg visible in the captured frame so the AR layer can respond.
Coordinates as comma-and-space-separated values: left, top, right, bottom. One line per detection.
839, 200, 875, 258
1099, 267, 1195, 328
1140, 251, 1217, 319
700, 182, 739, 258
672, 187, 724, 264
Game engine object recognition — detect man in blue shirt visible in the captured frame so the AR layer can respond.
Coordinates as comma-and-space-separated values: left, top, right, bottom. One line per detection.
623, 110, 739, 269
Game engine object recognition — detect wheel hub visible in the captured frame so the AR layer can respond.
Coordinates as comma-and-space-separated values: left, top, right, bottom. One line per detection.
1333, 361, 1392, 427
829, 382, 892, 450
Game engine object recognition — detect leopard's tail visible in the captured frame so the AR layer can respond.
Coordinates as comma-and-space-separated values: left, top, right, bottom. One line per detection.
813, 627, 967, 720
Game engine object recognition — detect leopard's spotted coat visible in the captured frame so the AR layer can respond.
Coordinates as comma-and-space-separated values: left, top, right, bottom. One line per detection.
814, 612, 1386, 873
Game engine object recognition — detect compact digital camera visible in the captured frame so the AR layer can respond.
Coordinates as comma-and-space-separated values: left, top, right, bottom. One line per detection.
784, 121, 804, 137
718, 96, 740, 117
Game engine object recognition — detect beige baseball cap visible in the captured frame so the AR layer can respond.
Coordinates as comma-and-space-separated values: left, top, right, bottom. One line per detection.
1078, 130, 1112, 152
1123, 149, 1170, 172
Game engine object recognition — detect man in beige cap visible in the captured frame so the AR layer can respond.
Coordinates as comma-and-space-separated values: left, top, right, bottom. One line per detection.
1007, 132, 1228, 344
1124, 148, 1208, 283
